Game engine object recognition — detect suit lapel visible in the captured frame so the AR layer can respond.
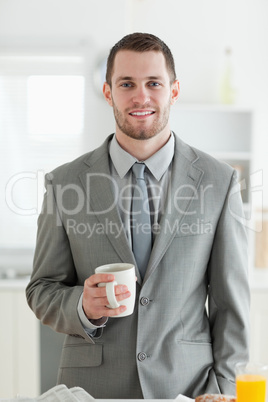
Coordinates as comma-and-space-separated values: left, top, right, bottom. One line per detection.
78, 138, 137, 276
143, 136, 204, 283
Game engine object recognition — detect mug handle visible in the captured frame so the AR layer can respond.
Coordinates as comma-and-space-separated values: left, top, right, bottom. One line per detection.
105, 281, 120, 309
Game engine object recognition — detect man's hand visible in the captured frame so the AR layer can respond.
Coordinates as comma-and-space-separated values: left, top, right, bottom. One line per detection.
82, 273, 131, 320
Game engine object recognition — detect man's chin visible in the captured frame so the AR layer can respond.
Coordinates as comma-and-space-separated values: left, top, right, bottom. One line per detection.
121, 127, 161, 141
126, 133, 155, 141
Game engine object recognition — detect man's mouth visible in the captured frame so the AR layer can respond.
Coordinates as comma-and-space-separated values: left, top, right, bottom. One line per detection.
129, 110, 155, 117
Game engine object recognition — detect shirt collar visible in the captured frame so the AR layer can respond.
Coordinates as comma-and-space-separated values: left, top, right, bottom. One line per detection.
109, 133, 175, 181
145, 133, 174, 181
109, 135, 137, 178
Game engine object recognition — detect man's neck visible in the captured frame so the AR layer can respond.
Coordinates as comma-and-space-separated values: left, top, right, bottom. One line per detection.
115, 130, 171, 161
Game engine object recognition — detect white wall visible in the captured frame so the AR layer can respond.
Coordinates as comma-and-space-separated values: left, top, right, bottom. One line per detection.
0, 0, 267, 202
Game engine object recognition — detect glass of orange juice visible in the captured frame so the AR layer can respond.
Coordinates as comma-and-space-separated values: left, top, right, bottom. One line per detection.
236, 362, 268, 402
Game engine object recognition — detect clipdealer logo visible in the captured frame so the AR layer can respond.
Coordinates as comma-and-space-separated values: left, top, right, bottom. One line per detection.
4, 169, 264, 233
228, 170, 263, 232
5, 171, 213, 217
5, 170, 45, 215
65, 217, 213, 239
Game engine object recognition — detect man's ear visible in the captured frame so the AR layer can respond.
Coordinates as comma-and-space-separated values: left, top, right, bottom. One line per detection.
103, 82, 113, 106
170, 80, 180, 105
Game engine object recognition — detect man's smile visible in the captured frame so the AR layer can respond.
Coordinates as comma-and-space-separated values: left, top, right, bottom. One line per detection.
129, 110, 155, 118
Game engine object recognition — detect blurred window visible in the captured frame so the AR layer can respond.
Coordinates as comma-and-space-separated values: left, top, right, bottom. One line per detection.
0, 53, 85, 248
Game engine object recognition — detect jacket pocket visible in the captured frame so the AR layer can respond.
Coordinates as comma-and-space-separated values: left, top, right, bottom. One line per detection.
177, 339, 212, 346
60, 343, 103, 368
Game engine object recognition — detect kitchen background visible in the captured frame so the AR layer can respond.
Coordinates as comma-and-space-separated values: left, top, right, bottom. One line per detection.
0, 0, 268, 398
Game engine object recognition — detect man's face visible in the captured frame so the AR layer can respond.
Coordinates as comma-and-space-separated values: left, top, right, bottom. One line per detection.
103, 50, 179, 141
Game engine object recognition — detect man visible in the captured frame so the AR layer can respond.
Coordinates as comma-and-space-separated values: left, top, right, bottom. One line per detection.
26, 33, 250, 399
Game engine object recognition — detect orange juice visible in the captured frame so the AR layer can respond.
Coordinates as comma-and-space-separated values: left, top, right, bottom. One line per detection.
236, 374, 266, 402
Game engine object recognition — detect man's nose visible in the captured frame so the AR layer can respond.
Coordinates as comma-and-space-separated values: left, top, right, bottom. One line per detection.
132, 86, 150, 105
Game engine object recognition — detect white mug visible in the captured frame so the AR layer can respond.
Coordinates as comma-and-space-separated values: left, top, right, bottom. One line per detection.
95, 263, 136, 318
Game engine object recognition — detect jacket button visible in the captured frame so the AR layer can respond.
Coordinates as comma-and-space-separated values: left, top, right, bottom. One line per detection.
137, 352, 147, 361
140, 297, 150, 306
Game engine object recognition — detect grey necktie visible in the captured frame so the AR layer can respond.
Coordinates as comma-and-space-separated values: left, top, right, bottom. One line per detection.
131, 162, 152, 279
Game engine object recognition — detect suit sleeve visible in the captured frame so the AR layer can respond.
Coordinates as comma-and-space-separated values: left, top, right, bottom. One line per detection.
25, 174, 95, 343
206, 170, 250, 394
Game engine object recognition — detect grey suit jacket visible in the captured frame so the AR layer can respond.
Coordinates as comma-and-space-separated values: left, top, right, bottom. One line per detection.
26, 133, 250, 399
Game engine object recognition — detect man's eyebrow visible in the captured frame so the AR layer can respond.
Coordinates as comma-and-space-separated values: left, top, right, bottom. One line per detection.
115, 75, 163, 84
115, 76, 132, 84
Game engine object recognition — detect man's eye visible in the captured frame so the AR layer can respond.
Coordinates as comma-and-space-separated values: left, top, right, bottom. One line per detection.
149, 82, 160, 87
121, 83, 132, 87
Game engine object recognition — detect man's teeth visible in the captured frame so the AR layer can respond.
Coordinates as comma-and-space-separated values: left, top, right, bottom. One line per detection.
130, 111, 154, 116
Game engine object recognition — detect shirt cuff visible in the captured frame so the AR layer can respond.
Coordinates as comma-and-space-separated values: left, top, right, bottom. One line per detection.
77, 293, 108, 332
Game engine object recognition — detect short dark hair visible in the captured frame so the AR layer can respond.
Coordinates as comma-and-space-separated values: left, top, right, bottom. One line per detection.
106, 32, 176, 86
